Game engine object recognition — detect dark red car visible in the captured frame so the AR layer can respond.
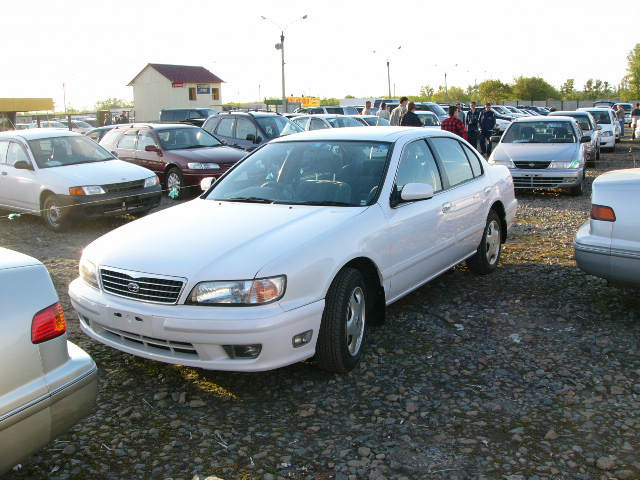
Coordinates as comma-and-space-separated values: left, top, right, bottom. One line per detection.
99, 123, 246, 200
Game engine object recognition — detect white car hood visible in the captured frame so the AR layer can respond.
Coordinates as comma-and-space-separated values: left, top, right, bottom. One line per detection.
493, 143, 578, 162
45, 160, 152, 184
84, 199, 365, 280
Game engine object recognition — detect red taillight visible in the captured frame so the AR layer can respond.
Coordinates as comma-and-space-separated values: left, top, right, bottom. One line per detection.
590, 204, 616, 222
32, 302, 66, 344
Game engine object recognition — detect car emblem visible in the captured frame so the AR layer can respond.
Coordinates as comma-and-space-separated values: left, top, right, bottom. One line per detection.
529, 163, 535, 167
127, 282, 141, 293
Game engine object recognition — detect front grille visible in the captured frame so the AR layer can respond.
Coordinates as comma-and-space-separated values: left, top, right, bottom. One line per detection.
513, 177, 567, 188
103, 180, 146, 194
102, 326, 198, 358
100, 267, 185, 304
513, 161, 552, 169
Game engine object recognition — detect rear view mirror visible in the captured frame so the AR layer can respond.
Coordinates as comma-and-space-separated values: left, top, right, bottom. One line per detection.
490, 135, 502, 143
581, 135, 592, 143
200, 177, 216, 191
145, 145, 161, 155
13, 160, 34, 170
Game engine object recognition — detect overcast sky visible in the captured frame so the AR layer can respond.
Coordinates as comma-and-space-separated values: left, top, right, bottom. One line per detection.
4, 0, 639, 111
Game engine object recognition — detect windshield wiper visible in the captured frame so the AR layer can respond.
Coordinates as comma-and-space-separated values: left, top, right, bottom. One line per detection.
297, 201, 354, 206
226, 196, 274, 204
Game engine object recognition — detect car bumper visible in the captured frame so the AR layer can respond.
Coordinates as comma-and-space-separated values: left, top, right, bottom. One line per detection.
60, 185, 162, 219
574, 222, 640, 289
69, 278, 324, 372
509, 168, 584, 190
599, 134, 615, 148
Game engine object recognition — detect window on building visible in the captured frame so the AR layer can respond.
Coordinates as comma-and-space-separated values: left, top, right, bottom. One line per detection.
189, 87, 196, 101
212, 88, 220, 101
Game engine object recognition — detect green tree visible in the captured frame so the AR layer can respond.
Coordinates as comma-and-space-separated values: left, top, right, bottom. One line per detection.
94, 98, 134, 110
418, 85, 434, 100
621, 43, 640, 100
477, 79, 512, 104
320, 97, 341, 106
560, 79, 576, 96
511, 76, 559, 101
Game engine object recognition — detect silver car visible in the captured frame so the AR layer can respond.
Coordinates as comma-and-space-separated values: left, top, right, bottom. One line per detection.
489, 116, 590, 196
577, 107, 617, 152
548, 111, 601, 166
574, 168, 640, 289
0, 247, 98, 473
291, 114, 365, 131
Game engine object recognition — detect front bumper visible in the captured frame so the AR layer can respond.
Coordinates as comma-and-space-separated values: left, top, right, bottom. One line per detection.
59, 185, 162, 219
69, 278, 324, 372
510, 168, 584, 190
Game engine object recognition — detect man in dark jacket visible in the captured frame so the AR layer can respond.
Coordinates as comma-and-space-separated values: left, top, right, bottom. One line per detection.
400, 102, 423, 127
479, 103, 497, 155
465, 101, 482, 150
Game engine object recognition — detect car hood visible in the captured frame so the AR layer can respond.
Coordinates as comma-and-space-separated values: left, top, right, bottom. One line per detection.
44, 159, 154, 184
167, 146, 245, 162
83, 199, 365, 280
493, 142, 578, 161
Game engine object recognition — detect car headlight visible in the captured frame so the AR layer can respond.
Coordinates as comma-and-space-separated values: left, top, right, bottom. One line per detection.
188, 162, 221, 170
79, 257, 99, 289
490, 158, 515, 168
69, 185, 106, 195
144, 176, 160, 188
601, 131, 613, 137
187, 276, 286, 305
549, 159, 581, 169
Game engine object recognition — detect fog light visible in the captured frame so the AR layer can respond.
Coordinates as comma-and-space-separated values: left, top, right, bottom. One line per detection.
222, 344, 262, 359
292, 330, 313, 348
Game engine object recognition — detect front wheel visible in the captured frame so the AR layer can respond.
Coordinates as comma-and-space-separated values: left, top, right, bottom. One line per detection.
42, 194, 70, 231
569, 180, 585, 197
466, 210, 502, 275
165, 167, 186, 200
316, 268, 367, 373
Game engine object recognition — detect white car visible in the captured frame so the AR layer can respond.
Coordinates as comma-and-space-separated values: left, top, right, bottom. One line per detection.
0, 247, 97, 474
574, 168, 640, 289
59, 120, 93, 134
291, 114, 364, 131
491, 105, 527, 118
548, 111, 601, 167
577, 107, 617, 152
0, 129, 162, 231
69, 127, 517, 373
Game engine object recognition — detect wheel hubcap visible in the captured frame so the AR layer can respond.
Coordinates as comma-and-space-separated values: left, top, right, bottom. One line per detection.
485, 220, 501, 265
167, 173, 181, 191
47, 202, 61, 226
345, 286, 365, 356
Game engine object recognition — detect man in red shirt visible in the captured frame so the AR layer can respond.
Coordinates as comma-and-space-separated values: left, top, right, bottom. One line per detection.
441, 105, 467, 140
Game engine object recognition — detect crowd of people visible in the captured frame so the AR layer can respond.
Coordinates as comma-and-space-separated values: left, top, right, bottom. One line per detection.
101, 112, 130, 126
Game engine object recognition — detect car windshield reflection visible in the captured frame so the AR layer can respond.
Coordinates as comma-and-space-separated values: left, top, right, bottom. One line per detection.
156, 128, 222, 150
501, 121, 577, 144
28, 135, 115, 168
206, 141, 392, 206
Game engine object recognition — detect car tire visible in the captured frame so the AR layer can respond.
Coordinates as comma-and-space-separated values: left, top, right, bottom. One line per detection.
42, 194, 70, 232
569, 179, 585, 197
466, 210, 502, 275
166, 167, 186, 200
316, 267, 367, 373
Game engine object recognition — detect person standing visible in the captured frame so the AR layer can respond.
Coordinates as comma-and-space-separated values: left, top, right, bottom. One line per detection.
376, 102, 391, 121
362, 101, 373, 116
466, 101, 482, 149
631, 103, 640, 139
400, 102, 423, 127
616, 104, 626, 138
479, 103, 497, 156
441, 105, 467, 139
456, 103, 466, 125
389, 97, 409, 126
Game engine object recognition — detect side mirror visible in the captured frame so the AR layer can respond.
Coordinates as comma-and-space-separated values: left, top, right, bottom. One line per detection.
13, 160, 34, 170
200, 177, 216, 191
581, 135, 592, 143
490, 135, 502, 143
111, 150, 119, 157
596, 125, 602, 130
145, 145, 162, 156
400, 183, 434, 202
246, 134, 256, 142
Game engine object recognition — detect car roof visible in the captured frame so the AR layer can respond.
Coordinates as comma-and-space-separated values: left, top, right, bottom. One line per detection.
111, 123, 199, 130
0, 129, 80, 140
269, 125, 460, 144
512, 116, 576, 123
549, 111, 589, 116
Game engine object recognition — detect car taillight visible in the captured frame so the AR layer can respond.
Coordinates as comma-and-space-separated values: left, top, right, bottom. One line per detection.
590, 204, 616, 222
32, 302, 66, 344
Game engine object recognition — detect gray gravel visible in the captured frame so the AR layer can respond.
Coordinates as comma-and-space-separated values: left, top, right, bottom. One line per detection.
2, 140, 640, 480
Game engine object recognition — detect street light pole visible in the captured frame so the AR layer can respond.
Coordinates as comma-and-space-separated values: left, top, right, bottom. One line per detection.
374, 46, 401, 99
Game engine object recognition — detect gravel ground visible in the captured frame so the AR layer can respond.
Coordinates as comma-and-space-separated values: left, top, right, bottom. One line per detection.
2, 139, 640, 480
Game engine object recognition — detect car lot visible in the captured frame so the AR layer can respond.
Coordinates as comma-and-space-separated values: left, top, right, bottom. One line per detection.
0, 139, 639, 479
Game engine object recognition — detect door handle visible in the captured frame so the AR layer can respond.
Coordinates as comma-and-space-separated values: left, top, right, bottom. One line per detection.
441, 202, 452, 213
484, 186, 491, 196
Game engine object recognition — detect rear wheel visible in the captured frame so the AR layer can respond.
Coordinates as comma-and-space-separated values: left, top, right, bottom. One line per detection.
316, 268, 367, 373
466, 210, 502, 275
42, 194, 70, 232
166, 167, 186, 200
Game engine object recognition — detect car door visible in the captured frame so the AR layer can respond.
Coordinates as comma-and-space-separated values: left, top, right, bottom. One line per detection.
114, 129, 137, 166
133, 130, 164, 174
0, 140, 39, 212
384, 139, 456, 301
309, 118, 330, 131
430, 136, 490, 259
212, 116, 238, 148
233, 117, 259, 150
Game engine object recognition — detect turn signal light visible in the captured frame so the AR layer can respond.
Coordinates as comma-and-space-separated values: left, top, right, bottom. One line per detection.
32, 302, 66, 344
590, 204, 616, 222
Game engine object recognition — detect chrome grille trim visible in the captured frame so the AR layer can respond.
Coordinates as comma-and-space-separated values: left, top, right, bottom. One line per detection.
102, 326, 198, 358
100, 267, 186, 304
513, 177, 567, 188
102, 180, 146, 194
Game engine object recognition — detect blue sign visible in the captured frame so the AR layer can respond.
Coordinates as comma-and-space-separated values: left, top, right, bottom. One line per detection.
197, 84, 210, 94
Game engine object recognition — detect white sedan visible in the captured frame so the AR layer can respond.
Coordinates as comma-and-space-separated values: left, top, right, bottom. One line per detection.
69, 127, 517, 373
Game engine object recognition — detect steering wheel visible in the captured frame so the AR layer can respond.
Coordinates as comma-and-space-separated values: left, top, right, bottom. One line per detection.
261, 181, 294, 200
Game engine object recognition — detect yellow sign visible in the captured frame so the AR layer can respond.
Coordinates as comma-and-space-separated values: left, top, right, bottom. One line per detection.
287, 97, 320, 107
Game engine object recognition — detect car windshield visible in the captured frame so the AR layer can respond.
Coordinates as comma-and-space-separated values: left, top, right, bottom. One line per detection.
39, 121, 66, 128
416, 113, 441, 126
587, 110, 611, 124
205, 140, 392, 206
325, 117, 364, 128
255, 116, 304, 138
28, 135, 115, 168
565, 115, 591, 131
501, 121, 577, 144
156, 128, 222, 150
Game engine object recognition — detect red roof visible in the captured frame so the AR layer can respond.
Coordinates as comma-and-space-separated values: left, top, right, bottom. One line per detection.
128, 64, 224, 86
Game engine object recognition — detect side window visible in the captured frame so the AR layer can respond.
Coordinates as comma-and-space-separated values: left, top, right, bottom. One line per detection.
7, 142, 30, 166
326, 107, 341, 114
188, 88, 196, 101
310, 118, 329, 130
117, 130, 137, 149
461, 143, 483, 177
294, 117, 309, 129
212, 88, 220, 101
431, 137, 474, 186
216, 117, 235, 137
136, 131, 157, 150
235, 117, 258, 140
0, 140, 9, 164
395, 140, 442, 192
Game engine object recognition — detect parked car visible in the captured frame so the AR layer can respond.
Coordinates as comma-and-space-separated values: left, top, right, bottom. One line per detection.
99, 123, 246, 201
415, 111, 441, 128
69, 126, 517, 374
59, 120, 93, 134
14, 123, 35, 130
347, 115, 390, 126
491, 105, 527, 118
577, 107, 617, 152
548, 110, 601, 166
354, 106, 380, 115
593, 100, 616, 108
201, 111, 303, 152
294, 106, 359, 115
84, 124, 119, 143
32, 120, 67, 129
488, 116, 590, 196
574, 168, 640, 289
0, 129, 162, 230
613, 103, 633, 125
0, 247, 98, 474
517, 105, 548, 115
493, 113, 514, 134
159, 108, 218, 127
291, 114, 365, 131
414, 103, 448, 122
